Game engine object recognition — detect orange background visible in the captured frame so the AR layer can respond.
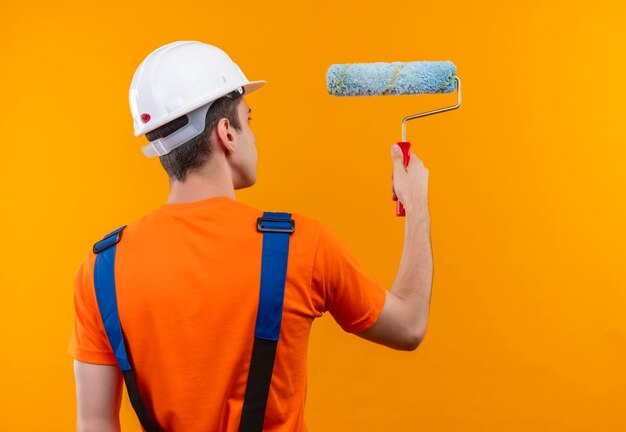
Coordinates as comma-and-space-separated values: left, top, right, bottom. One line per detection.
1, 0, 625, 430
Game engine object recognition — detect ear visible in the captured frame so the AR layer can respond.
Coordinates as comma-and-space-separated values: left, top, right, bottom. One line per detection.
216, 117, 236, 154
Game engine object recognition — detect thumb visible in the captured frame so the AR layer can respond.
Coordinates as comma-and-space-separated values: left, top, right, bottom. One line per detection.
391, 144, 407, 172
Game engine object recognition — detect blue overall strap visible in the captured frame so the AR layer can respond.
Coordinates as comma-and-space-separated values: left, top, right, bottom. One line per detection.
92, 225, 161, 432
239, 212, 295, 432
93, 226, 130, 371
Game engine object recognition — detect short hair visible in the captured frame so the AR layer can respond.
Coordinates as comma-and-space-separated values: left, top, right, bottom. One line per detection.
146, 95, 243, 182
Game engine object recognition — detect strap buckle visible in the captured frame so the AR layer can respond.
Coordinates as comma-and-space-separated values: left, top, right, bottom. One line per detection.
257, 217, 295, 234
93, 225, 127, 254
225, 86, 245, 99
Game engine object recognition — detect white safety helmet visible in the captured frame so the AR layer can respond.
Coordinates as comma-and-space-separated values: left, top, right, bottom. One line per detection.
129, 41, 265, 158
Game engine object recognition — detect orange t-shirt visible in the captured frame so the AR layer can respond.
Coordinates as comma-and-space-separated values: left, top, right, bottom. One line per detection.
68, 196, 387, 431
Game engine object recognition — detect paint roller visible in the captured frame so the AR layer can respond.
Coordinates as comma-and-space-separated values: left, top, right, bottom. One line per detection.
326, 61, 462, 216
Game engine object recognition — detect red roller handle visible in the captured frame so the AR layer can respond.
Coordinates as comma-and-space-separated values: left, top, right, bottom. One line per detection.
395, 141, 411, 217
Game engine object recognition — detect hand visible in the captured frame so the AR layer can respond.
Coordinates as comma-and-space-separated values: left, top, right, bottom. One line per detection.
390, 144, 429, 215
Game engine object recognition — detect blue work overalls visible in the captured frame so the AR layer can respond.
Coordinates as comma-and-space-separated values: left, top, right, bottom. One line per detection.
91, 212, 295, 432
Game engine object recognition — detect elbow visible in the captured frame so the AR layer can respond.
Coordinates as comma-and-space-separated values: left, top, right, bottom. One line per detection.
404, 334, 423, 352
401, 327, 426, 352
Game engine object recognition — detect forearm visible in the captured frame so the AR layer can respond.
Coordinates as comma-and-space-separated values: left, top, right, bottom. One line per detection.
77, 418, 121, 432
391, 207, 433, 341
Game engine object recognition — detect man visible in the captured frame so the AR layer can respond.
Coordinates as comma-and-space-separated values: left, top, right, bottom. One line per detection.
69, 41, 433, 431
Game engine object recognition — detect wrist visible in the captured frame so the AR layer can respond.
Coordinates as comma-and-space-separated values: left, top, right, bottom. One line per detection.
404, 206, 430, 226
404, 203, 429, 218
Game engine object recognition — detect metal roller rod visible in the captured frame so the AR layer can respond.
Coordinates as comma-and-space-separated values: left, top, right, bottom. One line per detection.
401, 76, 462, 142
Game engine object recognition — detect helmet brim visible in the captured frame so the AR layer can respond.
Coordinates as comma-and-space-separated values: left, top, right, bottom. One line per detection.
243, 80, 266, 95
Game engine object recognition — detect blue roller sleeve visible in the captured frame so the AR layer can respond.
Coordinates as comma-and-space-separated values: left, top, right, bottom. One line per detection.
327, 61, 457, 96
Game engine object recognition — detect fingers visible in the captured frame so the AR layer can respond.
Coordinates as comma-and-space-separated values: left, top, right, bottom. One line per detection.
390, 145, 427, 203
406, 151, 423, 170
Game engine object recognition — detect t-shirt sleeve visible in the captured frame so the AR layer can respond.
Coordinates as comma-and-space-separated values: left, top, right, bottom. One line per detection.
67, 252, 117, 365
311, 224, 387, 334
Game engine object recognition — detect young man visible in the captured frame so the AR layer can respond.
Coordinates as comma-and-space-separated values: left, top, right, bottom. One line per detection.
69, 41, 433, 431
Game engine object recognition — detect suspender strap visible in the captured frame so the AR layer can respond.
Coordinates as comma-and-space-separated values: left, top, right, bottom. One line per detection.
93, 229, 130, 372
123, 369, 161, 432
239, 212, 295, 432
92, 212, 295, 432
93, 226, 161, 432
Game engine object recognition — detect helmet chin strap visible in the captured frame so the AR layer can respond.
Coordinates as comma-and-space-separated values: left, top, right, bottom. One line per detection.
141, 86, 246, 158
142, 103, 212, 158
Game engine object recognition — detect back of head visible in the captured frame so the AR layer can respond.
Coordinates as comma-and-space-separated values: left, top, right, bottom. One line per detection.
128, 41, 265, 181
149, 95, 242, 182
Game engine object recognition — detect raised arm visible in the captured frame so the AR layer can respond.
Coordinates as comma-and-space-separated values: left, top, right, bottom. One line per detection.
356, 144, 433, 351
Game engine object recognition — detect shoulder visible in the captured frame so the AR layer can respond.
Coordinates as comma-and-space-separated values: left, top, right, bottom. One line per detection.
290, 212, 322, 232
90, 212, 150, 254
241, 204, 325, 244
285, 213, 354, 255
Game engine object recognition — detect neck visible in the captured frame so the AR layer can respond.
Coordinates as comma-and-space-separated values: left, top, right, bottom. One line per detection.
166, 156, 236, 204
